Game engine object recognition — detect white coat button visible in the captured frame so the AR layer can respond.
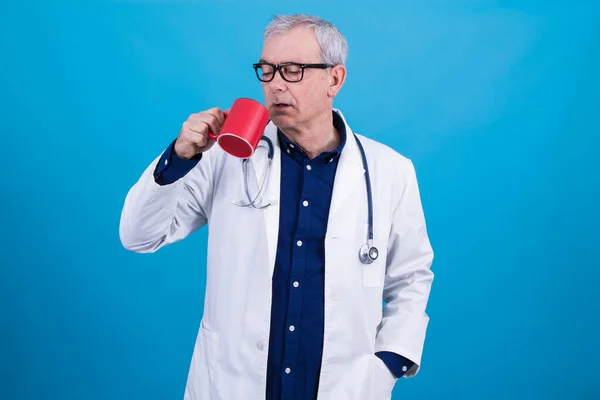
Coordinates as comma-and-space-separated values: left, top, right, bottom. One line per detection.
293, 281, 299, 287
297, 240, 303, 247
285, 367, 291, 374
303, 200, 309, 207
306, 165, 312, 170
289, 325, 295, 332
256, 341, 266, 351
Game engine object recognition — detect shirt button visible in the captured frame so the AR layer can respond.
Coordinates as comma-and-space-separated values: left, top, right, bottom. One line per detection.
164, 159, 169, 165
402, 365, 408, 372
302, 200, 309, 207
285, 367, 291, 374
297, 240, 303, 247
289, 325, 295, 332
293, 281, 299, 287
306, 165, 312, 170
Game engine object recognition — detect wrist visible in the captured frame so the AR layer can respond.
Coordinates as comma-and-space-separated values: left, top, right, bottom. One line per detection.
173, 141, 196, 160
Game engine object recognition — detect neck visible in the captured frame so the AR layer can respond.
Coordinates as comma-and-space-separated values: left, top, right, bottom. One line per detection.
280, 110, 340, 159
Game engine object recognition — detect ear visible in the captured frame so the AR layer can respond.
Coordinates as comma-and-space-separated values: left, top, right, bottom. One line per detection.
327, 65, 347, 97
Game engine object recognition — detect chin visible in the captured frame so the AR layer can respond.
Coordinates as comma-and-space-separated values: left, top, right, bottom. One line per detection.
270, 113, 295, 129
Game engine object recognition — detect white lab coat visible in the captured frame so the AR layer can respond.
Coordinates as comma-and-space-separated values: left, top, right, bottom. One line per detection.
119, 109, 434, 400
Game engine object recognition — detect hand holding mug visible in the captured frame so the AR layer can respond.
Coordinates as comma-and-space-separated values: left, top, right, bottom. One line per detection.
174, 107, 229, 159
174, 98, 270, 160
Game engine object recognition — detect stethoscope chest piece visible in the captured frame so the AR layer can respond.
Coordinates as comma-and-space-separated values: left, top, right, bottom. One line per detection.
359, 242, 379, 264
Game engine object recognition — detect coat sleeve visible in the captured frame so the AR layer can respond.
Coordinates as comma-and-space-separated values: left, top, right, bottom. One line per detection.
119, 147, 217, 253
374, 158, 434, 378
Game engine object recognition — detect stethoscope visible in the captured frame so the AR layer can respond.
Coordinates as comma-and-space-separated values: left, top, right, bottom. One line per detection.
235, 134, 379, 265
234, 135, 275, 211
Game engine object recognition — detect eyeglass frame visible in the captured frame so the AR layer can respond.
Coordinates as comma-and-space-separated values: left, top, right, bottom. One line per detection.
252, 61, 336, 83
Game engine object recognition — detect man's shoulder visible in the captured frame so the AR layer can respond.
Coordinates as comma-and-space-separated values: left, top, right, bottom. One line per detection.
352, 133, 414, 172
350, 133, 418, 208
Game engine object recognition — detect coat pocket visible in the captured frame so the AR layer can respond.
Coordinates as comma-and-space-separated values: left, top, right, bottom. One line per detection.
362, 261, 385, 287
200, 323, 220, 396
370, 355, 397, 399
184, 321, 220, 400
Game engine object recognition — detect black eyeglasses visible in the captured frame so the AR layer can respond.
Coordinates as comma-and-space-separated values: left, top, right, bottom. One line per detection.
253, 61, 334, 83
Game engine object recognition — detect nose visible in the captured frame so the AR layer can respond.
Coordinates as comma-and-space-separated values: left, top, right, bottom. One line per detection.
266, 70, 287, 92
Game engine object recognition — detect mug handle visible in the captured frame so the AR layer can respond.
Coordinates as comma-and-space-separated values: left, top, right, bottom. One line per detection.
207, 110, 229, 141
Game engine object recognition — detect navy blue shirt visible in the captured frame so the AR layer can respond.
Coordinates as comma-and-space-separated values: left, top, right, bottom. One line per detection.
265, 121, 344, 400
153, 111, 415, 399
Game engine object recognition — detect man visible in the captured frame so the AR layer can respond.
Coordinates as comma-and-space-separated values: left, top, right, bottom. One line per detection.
120, 13, 434, 400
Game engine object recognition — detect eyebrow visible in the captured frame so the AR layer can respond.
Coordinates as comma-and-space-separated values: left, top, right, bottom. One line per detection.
257, 59, 304, 65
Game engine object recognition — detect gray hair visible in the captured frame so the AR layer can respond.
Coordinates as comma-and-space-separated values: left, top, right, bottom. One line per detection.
263, 14, 348, 66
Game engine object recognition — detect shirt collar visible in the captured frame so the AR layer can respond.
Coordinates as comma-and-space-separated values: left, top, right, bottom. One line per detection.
277, 110, 347, 164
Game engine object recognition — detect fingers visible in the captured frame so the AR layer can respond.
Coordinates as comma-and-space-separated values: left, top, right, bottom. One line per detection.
186, 115, 215, 138
179, 122, 209, 151
174, 107, 226, 159
187, 108, 225, 138
186, 129, 210, 147
208, 107, 227, 125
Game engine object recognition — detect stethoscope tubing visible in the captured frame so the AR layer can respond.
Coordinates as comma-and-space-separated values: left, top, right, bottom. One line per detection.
236, 133, 378, 264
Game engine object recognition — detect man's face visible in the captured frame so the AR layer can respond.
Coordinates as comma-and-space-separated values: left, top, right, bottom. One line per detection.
258, 27, 333, 131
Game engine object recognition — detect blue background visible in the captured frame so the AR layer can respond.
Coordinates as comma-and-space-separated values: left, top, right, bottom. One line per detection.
1, 0, 599, 399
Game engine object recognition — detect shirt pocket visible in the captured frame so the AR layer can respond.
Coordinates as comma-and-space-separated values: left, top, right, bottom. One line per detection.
363, 258, 386, 287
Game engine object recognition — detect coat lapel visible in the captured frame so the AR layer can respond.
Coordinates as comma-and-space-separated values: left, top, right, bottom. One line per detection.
249, 121, 281, 276
327, 111, 366, 238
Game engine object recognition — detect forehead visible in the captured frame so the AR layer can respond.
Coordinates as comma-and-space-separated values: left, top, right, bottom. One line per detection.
260, 26, 321, 63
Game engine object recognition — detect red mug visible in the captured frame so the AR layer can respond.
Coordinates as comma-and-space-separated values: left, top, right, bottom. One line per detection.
208, 98, 270, 158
